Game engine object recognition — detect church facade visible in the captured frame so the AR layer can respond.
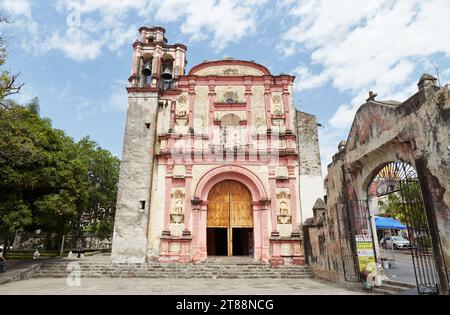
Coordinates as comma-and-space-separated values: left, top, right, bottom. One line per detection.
111, 26, 324, 265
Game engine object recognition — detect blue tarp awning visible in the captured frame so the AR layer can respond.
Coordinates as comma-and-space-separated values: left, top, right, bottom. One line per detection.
375, 216, 407, 230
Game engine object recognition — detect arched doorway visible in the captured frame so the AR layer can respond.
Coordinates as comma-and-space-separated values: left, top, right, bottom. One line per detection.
207, 180, 254, 257
367, 161, 445, 295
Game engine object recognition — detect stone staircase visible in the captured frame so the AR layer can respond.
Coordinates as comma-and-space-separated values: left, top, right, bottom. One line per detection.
33, 258, 313, 280
372, 280, 417, 295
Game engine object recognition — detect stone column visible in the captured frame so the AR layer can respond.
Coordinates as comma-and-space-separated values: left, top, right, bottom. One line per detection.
183, 163, 193, 233
188, 83, 196, 132
288, 165, 300, 233
191, 203, 201, 261
282, 91, 291, 131
264, 91, 271, 129
245, 90, 252, 146
269, 166, 279, 237
252, 203, 262, 261
208, 83, 216, 140
198, 203, 208, 261
169, 100, 176, 131
163, 162, 174, 234
260, 201, 270, 263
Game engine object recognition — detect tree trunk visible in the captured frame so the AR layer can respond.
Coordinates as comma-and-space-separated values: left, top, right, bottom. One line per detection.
59, 234, 65, 257
2, 235, 8, 258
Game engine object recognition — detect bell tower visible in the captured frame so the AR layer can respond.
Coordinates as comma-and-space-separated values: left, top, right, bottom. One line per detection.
128, 26, 187, 91
112, 27, 188, 263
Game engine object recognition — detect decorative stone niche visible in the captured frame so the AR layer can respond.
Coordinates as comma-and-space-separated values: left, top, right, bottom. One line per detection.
170, 190, 185, 225
271, 95, 286, 131
271, 95, 283, 115
277, 191, 292, 224
175, 95, 189, 126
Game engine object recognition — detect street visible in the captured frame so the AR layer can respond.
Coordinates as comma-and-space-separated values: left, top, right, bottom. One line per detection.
380, 248, 416, 285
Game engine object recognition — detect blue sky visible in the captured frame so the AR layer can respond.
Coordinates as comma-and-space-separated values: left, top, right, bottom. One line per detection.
1, 0, 450, 176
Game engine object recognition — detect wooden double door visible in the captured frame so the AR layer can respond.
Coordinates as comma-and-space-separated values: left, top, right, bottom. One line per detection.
207, 180, 254, 257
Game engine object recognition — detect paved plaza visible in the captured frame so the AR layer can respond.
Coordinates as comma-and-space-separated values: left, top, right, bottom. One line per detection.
0, 277, 366, 295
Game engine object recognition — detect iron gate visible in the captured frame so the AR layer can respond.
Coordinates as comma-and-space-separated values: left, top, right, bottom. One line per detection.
398, 163, 441, 295
337, 200, 376, 282
374, 161, 448, 295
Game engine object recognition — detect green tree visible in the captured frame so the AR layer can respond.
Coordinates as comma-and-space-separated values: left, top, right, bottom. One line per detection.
78, 137, 120, 241
0, 103, 70, 253
378, 180, 427, 228
0, 15, 23, 105
0, 104, 121, 252
0, 14, 120, 253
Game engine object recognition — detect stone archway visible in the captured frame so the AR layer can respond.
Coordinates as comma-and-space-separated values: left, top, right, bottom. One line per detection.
340, 141, 448, 294
192, 165, 269, 262
207, 180, 253, 257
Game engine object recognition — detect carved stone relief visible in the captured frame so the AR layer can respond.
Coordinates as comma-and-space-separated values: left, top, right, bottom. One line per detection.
272, 95, 283, 115
277, 191, 292, 224
170, 190, 185, 224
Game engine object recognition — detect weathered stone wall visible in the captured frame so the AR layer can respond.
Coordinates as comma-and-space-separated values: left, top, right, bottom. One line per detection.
112, 93, 159, 263
303, 78, 450, 294
303, 197, 350, 284
252, 86, 266, 129
296, 112, 325, 223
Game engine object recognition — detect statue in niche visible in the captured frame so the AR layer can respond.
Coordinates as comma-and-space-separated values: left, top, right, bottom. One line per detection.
177, 96, 188, 117
277, 192, 291, 224
170, 191, 185, 224
272, 96, 283, 115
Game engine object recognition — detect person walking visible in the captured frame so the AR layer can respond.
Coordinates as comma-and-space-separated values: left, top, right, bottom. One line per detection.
0, 249, 6, 273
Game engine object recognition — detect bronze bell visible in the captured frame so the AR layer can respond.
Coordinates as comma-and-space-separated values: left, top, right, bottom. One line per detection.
142, 63, 152, 77
161, 66, 173, 80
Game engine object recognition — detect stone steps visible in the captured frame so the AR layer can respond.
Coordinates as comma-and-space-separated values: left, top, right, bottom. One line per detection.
33, 261, 313, 279
372, 280, 416, 295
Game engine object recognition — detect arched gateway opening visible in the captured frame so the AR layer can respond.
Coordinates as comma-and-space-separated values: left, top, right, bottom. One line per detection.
366, 161, 445, 295
207, 180, 254, 257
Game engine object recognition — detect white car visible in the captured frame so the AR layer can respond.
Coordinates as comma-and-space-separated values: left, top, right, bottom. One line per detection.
381, 236, 411, 249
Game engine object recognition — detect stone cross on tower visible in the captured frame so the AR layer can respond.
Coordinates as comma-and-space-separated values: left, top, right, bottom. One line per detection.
366, 91, 378, 102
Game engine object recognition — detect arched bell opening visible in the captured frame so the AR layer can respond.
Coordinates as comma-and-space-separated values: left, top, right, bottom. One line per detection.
161, 54, 174, 90
140, 53, 153, 87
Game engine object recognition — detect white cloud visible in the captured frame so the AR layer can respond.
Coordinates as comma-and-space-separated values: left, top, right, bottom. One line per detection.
0, 0, 32, 18
293, 65, 328, 91
154, 0, 266, 51
318, 128, 347, 176
43, 28, 104, 62
102, 80, 128, 113
3, 0, 267, 61
282, 0, 450, 129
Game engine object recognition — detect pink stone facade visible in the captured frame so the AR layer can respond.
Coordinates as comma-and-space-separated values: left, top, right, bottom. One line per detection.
112, 27, 324, 265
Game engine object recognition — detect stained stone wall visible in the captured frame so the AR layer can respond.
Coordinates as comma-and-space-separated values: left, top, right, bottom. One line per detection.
296, 112, 324, 222
252, 86, 267, 129
112, 93, 159, 263
302, 77, 450, 294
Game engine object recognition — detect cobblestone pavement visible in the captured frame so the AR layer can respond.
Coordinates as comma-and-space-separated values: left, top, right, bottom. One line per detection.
0, 277, 367, 295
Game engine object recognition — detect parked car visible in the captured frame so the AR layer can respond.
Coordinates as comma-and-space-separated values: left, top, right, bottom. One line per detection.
380, 236, 411, 249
